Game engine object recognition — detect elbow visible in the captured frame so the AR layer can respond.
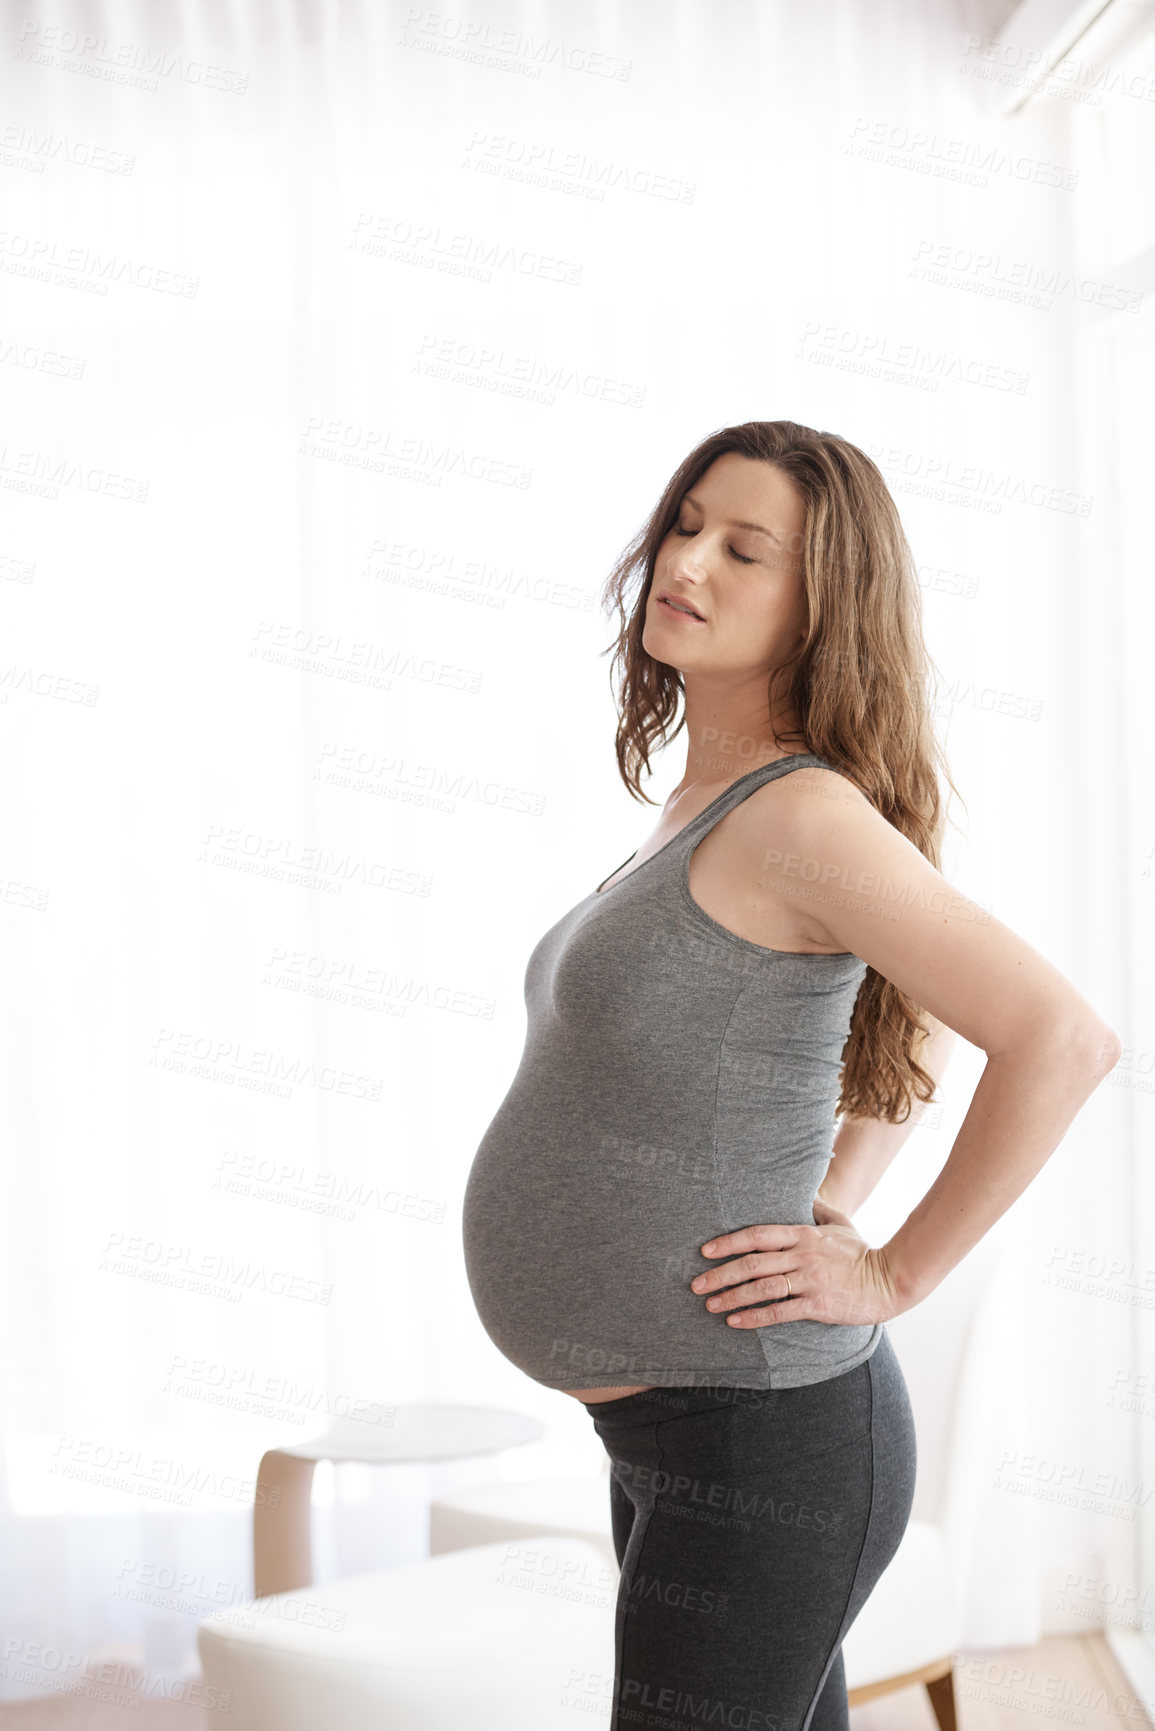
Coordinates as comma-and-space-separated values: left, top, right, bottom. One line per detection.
1061, 1016, 1122, 1081
1086, 1022, 1123, 1080
988, 1014, 1122, 1079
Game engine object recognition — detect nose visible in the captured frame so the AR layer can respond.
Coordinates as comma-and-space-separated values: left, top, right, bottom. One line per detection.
667, 537, 709, 581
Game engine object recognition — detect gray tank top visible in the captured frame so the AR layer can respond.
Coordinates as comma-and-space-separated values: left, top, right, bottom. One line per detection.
462, 752, 884, 1391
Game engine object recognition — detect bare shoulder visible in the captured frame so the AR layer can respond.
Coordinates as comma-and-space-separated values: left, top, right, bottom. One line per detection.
740, 764, 901, 945
745, 763, 878, 843
763, 764, 873, 813
746, 761, 1112, 1059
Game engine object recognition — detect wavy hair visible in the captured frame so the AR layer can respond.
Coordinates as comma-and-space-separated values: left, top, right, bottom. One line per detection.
600, 419, 963, 1123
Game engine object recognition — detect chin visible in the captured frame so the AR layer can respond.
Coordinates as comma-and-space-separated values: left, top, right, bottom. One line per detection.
642, 623, 686, 666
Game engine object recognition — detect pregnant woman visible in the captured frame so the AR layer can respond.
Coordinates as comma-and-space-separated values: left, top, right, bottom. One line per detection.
462, 419, 1120, 1731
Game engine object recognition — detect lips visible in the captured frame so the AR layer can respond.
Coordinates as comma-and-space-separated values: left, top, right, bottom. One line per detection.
657, 590, 706, 622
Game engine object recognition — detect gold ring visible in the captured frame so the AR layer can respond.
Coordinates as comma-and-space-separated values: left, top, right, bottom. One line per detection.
784, 1274, 792, 1297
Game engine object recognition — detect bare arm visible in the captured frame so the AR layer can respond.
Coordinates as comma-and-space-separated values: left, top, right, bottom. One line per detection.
786, 770, 1122, 1312
692, 769, 1123, 1327
817, 1016, 960, 1218
883, 1024, 1118, 1308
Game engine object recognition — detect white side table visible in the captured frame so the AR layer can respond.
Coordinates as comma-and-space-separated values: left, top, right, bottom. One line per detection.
253, 1403, 543, 1598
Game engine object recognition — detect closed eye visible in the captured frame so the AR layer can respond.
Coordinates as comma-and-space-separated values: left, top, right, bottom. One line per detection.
673, 526, 757, 565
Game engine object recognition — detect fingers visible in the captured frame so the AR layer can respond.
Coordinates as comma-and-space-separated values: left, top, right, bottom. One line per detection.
702, 1272, 797, 1315
692, 1246, 799, 1295
726, 1297, 809, 1327
700, 1224, 801, 1258
691, 1222, 880, 1330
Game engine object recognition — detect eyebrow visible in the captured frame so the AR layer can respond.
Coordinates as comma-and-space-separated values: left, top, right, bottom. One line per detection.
682, 492, 779, 541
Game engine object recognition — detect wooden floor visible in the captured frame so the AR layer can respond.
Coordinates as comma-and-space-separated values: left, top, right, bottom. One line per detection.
852, 1635, 1151, 1731
0, 1634, 1146, 1729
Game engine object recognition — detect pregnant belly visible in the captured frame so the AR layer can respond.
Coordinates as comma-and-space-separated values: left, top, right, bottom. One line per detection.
462, 1112, 826, 1391
462, 1129, 728, 1388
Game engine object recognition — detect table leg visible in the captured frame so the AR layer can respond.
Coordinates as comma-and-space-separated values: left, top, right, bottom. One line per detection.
253, 1450, 317, 1599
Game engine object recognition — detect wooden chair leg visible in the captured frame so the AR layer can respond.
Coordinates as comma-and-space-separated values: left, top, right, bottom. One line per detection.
253, 1450, 318, 1600
924, 1667, 957, 1731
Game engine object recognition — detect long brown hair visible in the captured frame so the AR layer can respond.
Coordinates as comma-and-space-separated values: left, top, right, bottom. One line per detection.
600, 419, 963, 1123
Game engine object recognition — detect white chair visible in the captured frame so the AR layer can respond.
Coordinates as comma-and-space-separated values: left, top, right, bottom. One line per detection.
429, 1457, 618, 1568
197, 1533, 617, 1730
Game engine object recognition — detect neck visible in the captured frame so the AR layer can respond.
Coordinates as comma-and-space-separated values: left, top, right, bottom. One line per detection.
677, 688, 807, 791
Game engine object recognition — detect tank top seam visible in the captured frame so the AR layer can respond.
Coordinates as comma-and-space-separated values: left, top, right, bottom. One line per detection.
590, 752, 829, 904
709, 981, 758, 1250
547, 1323, 884, 1391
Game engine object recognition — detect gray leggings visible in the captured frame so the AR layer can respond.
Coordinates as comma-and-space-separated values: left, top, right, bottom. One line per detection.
580, 1327, 917, 1731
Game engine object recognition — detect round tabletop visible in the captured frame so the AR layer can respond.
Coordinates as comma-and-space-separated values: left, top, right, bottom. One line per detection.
272, 1402, 545, 1465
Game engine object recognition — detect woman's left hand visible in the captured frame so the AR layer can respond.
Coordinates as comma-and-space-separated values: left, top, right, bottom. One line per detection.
691, 1196, 904, 1328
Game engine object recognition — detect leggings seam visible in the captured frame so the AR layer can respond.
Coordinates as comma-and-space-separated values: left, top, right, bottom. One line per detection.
610, 1416, 665, 1731
800, 1344, 878, 1731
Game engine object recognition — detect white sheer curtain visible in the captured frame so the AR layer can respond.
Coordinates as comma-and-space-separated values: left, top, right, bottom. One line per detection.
1, 0, 1147, 1700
